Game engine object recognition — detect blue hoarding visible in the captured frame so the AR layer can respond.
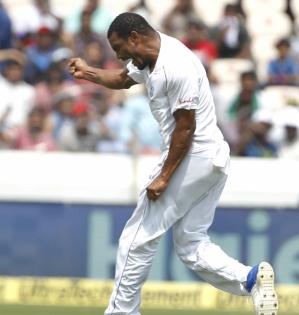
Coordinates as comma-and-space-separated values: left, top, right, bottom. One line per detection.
0, 202, 298, 283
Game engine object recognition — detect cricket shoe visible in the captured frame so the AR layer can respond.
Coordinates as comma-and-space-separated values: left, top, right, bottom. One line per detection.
246, 262, 278, 315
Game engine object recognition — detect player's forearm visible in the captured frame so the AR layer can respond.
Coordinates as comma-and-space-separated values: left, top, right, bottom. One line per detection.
159, 126, 195, 183
83, 66, 130, 89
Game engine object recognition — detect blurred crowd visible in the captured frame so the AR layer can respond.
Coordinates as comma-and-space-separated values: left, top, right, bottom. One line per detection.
0, 0, 299, 158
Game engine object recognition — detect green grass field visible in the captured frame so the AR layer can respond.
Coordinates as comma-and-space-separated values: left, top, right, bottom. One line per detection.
0, 305, 296, 315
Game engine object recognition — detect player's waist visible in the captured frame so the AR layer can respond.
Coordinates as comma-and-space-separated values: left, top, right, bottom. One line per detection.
161, 140, 226, 158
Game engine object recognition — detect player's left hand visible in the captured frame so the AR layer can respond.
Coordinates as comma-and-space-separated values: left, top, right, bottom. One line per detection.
146, 176, 168, 201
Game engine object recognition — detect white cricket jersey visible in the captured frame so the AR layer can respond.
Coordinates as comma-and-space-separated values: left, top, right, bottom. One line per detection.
126, 32, 225, 157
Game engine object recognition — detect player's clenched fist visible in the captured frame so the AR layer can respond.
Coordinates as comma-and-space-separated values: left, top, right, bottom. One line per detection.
68, 58, 88, 79
146, 176, 169, 201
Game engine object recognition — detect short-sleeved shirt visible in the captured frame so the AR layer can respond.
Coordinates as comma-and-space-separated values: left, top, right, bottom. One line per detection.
126, 32, 224, 157
267, 56, 299, 85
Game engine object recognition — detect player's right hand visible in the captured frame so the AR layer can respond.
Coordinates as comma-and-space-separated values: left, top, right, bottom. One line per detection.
146, 176, 168, 201
68, 57, 88, 80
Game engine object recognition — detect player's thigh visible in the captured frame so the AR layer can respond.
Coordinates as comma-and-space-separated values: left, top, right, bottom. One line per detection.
168, 156, 218, 212
172, 171, 227, 253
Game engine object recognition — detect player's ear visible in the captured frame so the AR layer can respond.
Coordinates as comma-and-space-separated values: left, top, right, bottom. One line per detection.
128, 31, 139, 45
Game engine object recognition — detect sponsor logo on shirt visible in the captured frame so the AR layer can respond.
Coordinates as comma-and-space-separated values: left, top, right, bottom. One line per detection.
179, 97, 193, 104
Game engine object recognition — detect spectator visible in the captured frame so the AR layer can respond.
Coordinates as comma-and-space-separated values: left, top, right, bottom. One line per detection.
229, 71, 262, 124
24, 26, 61, 84
277, 106, 299, 159
219, 71, 263, 149
0, 49, 26, 64
58, 102, 100, 152
235, 110, 278, 157
162, 0, 201, 40
33, 0, 62, 35
0, 59, 34, 132
0, 2, 13, 49
128, 0, 155, 27
267, 38, 299, 86
34, 63, 78, 112
83, 41, 109, 68
0, 49, 27, 74
279, 125, 299, 158
290, 18, 299, 65
64, 0, 113, 35
74, 41, 119, 96
215, 4, 250, 59
11, 0, 61, 41
0, 102, 13, 149
119, 90, 161, 154
13, 107, 56, 151
50, 47, 74, 80
89, 89, 126, 153
72, 9, 115, 68
50, 92, 75, 140
182, 20, 218, 66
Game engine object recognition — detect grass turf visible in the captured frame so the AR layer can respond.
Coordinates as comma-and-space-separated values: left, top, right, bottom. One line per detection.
0, 305, 296, 315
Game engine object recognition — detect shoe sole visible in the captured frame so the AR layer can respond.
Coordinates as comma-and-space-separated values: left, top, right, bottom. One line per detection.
255, 262, 278, 315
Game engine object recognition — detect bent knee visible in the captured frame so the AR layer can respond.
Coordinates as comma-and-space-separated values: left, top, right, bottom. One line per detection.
174, 239, 216, 270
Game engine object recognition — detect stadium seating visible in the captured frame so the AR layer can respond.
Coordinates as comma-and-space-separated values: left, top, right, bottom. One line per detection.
250, 36, 277, 81
194, 0, 238, 27
261, 86, 299, 110
246, 12, 292, 39
290, 0, 299, 18
242, 0, 286, 15
213, 83, 239, 122
251, 36, 277, 62
145, 0, 173, 24
210, 58, 255, 85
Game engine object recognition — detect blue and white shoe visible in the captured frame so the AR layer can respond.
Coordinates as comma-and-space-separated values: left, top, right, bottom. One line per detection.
246, 262, 278, 315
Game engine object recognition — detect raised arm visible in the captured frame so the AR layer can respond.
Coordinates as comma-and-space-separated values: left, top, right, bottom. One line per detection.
68, 57, 137, 90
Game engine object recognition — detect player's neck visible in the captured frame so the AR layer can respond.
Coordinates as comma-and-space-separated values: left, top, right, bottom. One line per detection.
146, 32, 161, 72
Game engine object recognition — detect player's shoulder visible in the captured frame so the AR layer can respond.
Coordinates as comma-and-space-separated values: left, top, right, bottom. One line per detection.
162, 53, 204, 83
160, 32, 189, 57
160, 32, 203, 72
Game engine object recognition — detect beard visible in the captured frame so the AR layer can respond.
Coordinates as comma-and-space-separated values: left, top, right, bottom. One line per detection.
137, 62, 147, 70
132, 58, 148, 70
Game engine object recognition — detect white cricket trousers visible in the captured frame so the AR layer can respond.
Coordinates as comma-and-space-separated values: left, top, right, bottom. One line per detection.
105, 152, 251, 315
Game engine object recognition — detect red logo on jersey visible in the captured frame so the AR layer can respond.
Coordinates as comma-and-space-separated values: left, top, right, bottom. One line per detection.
179, 97, 193, 104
